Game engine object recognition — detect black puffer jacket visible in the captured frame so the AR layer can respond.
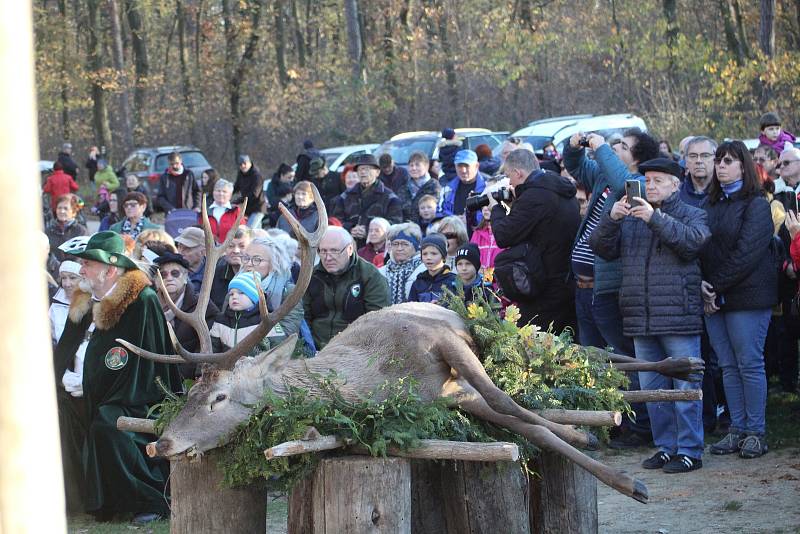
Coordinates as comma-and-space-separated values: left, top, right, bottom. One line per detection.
590, 192, 710, 337
700, 191, 778, 311
233, 165, 265, 215
331, 180, 403, 231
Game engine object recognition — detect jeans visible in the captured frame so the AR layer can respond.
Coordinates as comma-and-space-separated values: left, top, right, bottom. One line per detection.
705, 309, 771, 435
634, 335, 704, 458
575, 286, 605, 348
585, 290, 650, 436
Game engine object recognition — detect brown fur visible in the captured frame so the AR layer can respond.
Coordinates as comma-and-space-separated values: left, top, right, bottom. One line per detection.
67, 269, 150, 330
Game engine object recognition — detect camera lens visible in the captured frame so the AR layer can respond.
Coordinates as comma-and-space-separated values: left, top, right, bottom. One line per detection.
465, 195, 490, 211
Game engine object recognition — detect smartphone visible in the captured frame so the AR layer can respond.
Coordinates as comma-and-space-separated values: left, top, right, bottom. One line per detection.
793, 193, 799, 214
625, 180, 642, 206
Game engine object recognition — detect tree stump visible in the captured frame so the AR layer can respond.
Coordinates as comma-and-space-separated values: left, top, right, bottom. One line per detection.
529, 451, 598, 534
170, 455, 267, 534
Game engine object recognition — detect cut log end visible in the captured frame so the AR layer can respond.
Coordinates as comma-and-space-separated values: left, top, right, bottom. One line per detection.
145, 442, 157, 458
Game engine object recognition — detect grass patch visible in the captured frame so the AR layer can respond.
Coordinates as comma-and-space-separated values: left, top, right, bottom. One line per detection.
766, 392, 800, 449
722, 500, 743, 512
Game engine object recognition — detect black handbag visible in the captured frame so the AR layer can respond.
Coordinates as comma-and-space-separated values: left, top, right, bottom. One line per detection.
493, 242, 547, 301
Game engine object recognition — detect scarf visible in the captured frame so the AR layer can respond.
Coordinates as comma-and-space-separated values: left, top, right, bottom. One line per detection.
121, 217, 145, 239
722, 179, 743, 197
384, 255, 422, 305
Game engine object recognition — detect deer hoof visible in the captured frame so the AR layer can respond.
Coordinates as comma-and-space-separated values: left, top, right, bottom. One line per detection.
632, 479, 648, 504
584, 432, 599, 451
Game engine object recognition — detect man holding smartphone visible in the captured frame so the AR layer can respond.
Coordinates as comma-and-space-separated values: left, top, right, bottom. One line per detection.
563, 127, 661, 448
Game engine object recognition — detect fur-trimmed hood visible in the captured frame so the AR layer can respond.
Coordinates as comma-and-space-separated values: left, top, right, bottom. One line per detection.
68, 269, 151, 330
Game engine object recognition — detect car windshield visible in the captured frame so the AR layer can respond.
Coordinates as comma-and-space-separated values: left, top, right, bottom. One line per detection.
154, 151, 210, 173
520, 136, 554, 151
322, 152, 342, 168
376, 138, 437, 165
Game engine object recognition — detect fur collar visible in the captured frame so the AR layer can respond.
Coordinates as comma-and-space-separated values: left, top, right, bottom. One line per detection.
68, 270, 150, 330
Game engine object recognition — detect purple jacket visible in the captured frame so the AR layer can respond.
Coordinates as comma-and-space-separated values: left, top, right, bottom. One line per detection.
758, 130, 796, 155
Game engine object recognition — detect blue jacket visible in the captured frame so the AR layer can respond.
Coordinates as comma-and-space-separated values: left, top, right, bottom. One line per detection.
678, 176, 708, 208
409, 266, 458, 304
440, 173, 488, 217
563, 144, 644, 295
590, 192, 711, 337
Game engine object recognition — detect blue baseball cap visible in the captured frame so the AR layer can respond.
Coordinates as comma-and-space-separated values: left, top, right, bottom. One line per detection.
454, 150, 478, 165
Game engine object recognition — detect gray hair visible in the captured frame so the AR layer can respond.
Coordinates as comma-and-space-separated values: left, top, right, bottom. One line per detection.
436, 216, 468, 247
685, 136, 718, 154
249, 235, 293, 275
369, 217, 391, 233
386, 222, 422, 243
504, 149, 539, 175
266, 229, 299, 260
214, 178, 234, 191
323, 226, 355, 248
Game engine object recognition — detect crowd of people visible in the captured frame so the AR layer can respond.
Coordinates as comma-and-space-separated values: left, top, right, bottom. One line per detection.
44, 112, 800, 523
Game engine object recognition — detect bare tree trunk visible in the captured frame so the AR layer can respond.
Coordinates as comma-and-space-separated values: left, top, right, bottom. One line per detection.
0, 2, 67, 531
109, 0, 134, 153
291, 0, 306, 67
125, 0, 149, 130
58, 0, 70, 141
274, 0, 290, 88
662, 0, 678, 77
87, 0, 112, 156
760, 0, 776, 56
344, 0, 363, 84
438, 4, 459, 125
176, 0, 196, 142
383, 5, 401, 130
733, 0, 751, 58
719, 0, 747, 64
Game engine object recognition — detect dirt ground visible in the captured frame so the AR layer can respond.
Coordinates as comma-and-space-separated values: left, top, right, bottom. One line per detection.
597, 447, 800, 534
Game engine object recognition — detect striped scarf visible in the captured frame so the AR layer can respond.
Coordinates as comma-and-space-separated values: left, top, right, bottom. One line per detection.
384, 256, 422, 305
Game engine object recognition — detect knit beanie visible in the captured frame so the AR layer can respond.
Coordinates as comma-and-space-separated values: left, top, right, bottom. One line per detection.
455, 243, 481, 273
58, 260, 81, 276
229, 271, 261, 309
420, 233, 448, 259
441, 128, 456, 140
760, 112, 781, 130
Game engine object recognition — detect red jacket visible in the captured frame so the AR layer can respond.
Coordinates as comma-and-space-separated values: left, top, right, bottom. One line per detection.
205, 205, 241, 244
43, 170, 79, 210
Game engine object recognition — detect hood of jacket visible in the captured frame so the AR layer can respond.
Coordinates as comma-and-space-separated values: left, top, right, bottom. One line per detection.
516, 169, 576, 199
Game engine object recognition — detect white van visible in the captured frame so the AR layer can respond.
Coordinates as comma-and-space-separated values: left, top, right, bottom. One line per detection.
506, 113, 648, 156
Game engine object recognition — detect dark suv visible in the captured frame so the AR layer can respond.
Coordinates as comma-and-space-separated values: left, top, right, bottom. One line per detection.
118, 145, 213, 210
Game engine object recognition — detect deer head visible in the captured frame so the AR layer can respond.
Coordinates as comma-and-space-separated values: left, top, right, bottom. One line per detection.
119, 184, 327, 458
149, 335, 297, 459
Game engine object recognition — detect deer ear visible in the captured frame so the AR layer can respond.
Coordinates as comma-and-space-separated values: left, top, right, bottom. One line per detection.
241, 334, 298, 381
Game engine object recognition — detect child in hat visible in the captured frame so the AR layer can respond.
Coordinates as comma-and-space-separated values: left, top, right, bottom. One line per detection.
758, 112, 796, 155
454, 243, 495, 306
210, 271, 286, 355
408, 233, 458, 304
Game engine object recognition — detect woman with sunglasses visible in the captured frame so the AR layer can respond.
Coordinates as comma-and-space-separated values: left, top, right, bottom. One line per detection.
434, 215, 469, 269
701, 140, 777, 459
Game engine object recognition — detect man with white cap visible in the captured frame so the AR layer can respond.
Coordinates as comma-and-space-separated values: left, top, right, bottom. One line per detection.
174, 226, 207, 292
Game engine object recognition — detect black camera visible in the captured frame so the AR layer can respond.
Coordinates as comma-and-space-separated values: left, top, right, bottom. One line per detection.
465, 187, 513, 211
578, 136, 591, 148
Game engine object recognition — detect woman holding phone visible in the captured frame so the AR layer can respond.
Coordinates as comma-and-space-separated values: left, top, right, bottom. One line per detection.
700, 140, 776, 459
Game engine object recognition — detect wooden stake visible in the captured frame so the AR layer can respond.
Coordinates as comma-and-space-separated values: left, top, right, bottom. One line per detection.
0, 1, 67, 531
117, 416, 157, 434
621, 389, 702, 403
536, 409, 622, 427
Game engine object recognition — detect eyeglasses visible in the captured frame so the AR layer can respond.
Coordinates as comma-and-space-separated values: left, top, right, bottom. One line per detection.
779, 160, 800, 168
442, 232, 458, 240
123, 201, 141, 208
240, 254, 266, 266
159, 269, 183, 279
687, 153, 714, 161
318, 245, 349, 258
714, 156, 738, 166
508, 137, 522, 144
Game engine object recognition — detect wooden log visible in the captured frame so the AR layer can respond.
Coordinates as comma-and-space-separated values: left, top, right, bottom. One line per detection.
530, 450, 598, 534
311, 456, 411, 533
170, 454, 266, 534
117, 416, 156, 434
621, 389, 702, 403
536, 409, 622, 427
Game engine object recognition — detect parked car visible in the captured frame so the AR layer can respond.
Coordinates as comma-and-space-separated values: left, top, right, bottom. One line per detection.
375, 128, 507, 167
320, 144, 379, 172
505, 114, 648, 156
118, 145, 213, 210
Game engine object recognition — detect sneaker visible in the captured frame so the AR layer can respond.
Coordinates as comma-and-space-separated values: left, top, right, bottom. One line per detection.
609, 432, 653, 450
642, 451, 671, 469
739, 435, 768, 459
709, 432, 745, 455
663, 454, 702, 473
132, 513, 163, 525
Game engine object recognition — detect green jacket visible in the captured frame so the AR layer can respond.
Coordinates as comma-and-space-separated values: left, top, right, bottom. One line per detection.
303, 253, 390, 348
94, 166, 120, 191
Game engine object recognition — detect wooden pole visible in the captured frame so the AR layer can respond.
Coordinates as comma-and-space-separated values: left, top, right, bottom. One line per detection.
536, 409, 622, 426
621, 389, 702, 403
530, 451, 598, 534
117, 416, 157, 434
0, 1, 68, 532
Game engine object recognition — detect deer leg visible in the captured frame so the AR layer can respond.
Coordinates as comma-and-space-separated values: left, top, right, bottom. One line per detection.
441, 377, 648, 504
584, 347, 704, 381
438, 338, 598, 450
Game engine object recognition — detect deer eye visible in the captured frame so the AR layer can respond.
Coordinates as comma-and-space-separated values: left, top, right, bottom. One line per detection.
215, 393, 227, 403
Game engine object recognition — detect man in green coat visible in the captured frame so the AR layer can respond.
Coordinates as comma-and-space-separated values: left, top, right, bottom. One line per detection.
53, 231, 180, 523
303, 226, 390, 348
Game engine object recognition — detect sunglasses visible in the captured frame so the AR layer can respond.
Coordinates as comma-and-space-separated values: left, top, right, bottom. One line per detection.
714, 156, 738, 166
159, 269, 183, 279
442, 232, 459, 240
779, 160, 800, 168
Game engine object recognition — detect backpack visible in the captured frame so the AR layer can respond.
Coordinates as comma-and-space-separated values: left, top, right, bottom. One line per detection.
493, 242, 547, 301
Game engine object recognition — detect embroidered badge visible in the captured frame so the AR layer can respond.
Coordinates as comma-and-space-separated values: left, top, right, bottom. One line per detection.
105, 346, 128, 370
351, 284, 361, 298
109, 256, 118, 264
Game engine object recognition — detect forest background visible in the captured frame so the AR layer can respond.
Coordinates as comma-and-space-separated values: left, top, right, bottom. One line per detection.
33, 0, 800, 178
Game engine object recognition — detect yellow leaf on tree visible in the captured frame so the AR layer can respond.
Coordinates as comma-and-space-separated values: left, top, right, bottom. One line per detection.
504, 305, 521, 324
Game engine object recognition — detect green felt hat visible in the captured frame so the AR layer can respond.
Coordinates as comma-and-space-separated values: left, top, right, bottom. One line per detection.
72, 231, 138, 270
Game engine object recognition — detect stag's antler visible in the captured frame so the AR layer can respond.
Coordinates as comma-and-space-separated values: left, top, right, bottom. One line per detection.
118, 184, 328, 369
